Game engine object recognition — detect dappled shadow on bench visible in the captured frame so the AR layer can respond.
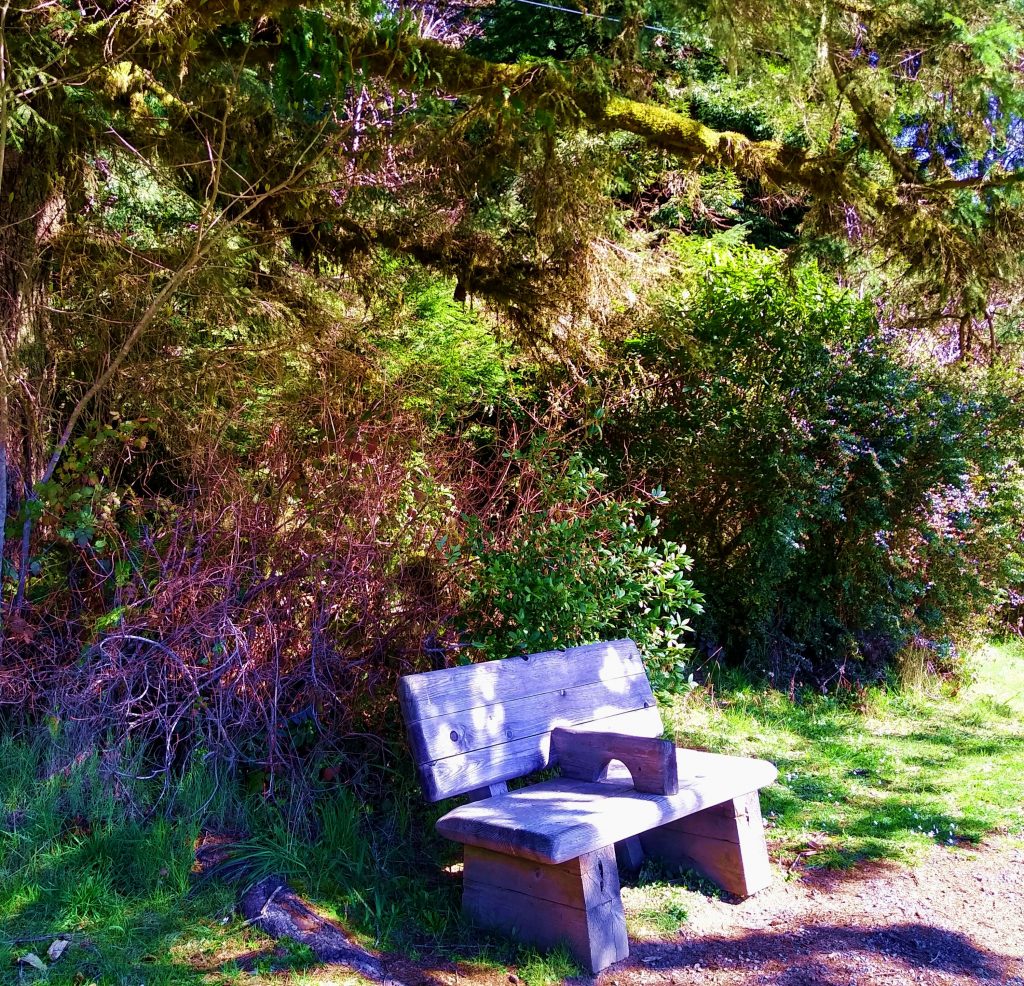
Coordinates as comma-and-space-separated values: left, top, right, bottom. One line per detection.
437, 750, 775, 864
627, 921, 1019, 984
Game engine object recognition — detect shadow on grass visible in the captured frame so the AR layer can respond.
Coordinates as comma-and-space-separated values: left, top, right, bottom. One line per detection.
630, 921, 1021, 984
700, 691, 1024, 870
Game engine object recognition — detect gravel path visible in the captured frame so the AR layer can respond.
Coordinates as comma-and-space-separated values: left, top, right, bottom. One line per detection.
393, 837, 1024, 986
609, 837, 1024, 986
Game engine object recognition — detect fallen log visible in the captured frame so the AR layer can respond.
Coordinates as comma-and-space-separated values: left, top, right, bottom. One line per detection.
238, 874, 405, 984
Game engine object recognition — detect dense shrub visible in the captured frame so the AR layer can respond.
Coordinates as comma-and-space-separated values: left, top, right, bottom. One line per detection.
0, 407, 704, 793
367, 261, 527, 427
601, 242, 1022, 684
456, 449, 704, 691
0, 408, 466, 792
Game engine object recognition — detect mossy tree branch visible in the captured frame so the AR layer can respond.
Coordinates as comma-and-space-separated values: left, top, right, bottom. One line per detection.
69, 2, 1014, 219
26, 0, 1024, 318
346, 32, 909, 216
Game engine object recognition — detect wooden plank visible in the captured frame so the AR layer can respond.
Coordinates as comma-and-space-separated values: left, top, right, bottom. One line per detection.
467, 782, 509, 802
406, 671, 656, 766
420, 706, 664, 802
639, 830, 751, 895
398, 639, 644, 723
655, 791, 758, 843
463, 845, 621, 909
461, 845, 629, 974
463, 884, 629, 974
551, 727, 678, 794
639, 793, 772, 897
615, 836, 645, 875
436, 749, 778, 860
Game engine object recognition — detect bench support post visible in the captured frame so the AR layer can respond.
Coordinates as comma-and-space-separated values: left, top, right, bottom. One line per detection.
462, 844, 629, 974
614, 836, 645, 876
639, 791, 772, 898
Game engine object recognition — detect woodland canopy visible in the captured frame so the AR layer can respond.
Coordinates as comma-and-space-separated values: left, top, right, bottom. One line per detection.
1, 0, 1024, 782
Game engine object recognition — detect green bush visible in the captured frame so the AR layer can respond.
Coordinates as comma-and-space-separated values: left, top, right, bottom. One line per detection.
368, 259, 527, 427
603, 241, 1021, 683
456, 451, 704, 691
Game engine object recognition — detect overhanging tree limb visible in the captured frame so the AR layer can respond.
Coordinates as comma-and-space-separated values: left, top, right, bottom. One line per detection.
32, 0, 1024, 318
828, 49, 921, 185
51, 0, 1024, 216
96, 4, 846, 199
346, 32, 896, 211
99, 4, 1017, 212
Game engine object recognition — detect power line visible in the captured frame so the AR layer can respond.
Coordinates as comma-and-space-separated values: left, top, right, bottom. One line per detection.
505, 0, 681, 35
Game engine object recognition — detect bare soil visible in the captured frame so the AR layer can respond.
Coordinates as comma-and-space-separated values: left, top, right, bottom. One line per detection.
389, 837, 1024, 986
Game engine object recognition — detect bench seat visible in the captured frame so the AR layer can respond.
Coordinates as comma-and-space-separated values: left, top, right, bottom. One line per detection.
437, 748, 778, 864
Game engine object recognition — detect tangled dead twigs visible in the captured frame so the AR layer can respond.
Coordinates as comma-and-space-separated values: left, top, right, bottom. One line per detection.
0, 404, 624, 806
0, 416, 467, 800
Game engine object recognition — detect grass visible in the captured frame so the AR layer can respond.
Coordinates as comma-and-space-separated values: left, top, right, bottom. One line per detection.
516, 945, 579, 986
661, 639, 1024, 870
2, 641, 1024, 982
0, 737, 533, 983
621, 858, 698, 936
0, 739, 288, 984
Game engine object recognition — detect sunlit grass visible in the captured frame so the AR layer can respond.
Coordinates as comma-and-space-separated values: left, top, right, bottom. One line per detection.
662, 639, 1024, 870
1, 740, 540, 983
620, 857, 702, 937
516, 944, 580, 986
969, 639, 1024, 714
3, 642, 1024, 981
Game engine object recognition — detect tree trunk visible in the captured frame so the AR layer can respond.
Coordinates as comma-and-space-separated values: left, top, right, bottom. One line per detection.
0, 141, 59, 614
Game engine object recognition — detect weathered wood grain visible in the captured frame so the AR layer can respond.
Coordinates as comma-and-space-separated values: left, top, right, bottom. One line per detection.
639, 792, 772, 897
462, 844, 629, 974
238, 876, 401, 983
436, 749, 777, 863
398, 639, 644, 723
463, 845, 621, 908
463, 884, 629, 974
551, 727, 678, 794
654, 794, 748, 841
406, 672, 656, 765
418, 706, 664, 802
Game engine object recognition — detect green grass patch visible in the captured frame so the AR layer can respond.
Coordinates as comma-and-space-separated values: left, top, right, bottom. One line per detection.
0, 738, 561, 983
3, 641, 1024, 982
621, 859, 694, 936
0, 738, 292, 984
970, 639, 1024, 714
515, 944, 580, 986
662, 639, 1024, 870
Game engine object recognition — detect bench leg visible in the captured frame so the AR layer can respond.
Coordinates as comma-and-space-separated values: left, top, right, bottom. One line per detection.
615, 836, 645, 876
638, 791, 772, 898
462, 844, 629, 974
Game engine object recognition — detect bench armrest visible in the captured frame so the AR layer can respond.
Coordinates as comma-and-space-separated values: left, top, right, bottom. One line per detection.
550, 727, 679, 795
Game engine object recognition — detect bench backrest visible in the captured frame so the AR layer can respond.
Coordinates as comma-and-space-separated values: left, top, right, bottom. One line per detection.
398, 639, 663, 802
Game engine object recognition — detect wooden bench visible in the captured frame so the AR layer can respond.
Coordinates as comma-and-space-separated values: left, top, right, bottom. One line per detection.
398, 639, 777, 973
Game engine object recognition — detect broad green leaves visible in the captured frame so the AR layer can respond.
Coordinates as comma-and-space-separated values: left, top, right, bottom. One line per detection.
604, 242, 1022, 677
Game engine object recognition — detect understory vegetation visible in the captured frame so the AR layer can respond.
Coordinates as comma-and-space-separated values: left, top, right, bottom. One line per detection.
2, 643, 1022, 983
3, 242, 1022, 791
5, 0, 1024, 977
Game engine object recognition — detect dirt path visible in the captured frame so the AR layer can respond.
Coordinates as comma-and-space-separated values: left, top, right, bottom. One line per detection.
391, 837, 1024, 986
615, 837, 1024, 986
